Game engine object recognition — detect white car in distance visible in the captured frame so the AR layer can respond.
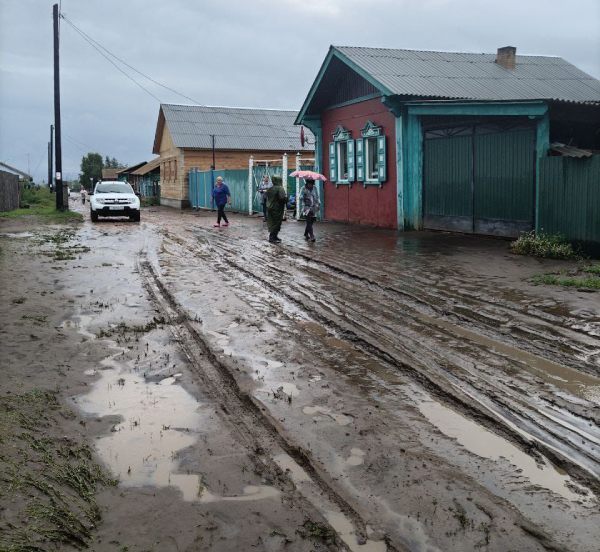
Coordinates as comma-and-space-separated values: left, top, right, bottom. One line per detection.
90, 181, 140, 222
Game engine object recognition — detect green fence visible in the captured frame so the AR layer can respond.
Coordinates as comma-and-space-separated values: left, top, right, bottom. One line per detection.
189, 166, 322, 216
538, 156, 600, 247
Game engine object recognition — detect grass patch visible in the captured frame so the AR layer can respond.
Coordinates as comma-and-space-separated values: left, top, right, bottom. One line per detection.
511, 231, 577, 260
532, 273, 600, 290
0, 187, 83, 223
0, 390, 116, 550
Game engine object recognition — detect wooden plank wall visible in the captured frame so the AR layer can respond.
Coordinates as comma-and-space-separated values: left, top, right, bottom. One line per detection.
0, 171, 20, 211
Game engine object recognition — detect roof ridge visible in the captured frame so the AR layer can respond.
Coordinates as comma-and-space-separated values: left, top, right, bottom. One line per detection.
333, 45, 563, 60
161, 103, 299, 113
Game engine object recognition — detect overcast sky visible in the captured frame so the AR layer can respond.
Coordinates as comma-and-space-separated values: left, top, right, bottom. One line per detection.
1, 0, 599, 182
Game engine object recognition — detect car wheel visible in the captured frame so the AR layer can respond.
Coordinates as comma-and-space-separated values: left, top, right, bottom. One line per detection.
130, 211, 140, 222
90, 209, 98, 222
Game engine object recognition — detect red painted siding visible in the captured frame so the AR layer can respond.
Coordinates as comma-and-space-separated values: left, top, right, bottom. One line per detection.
322, 98, 397, 228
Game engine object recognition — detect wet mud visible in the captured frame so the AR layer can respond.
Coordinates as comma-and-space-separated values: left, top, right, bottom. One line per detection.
3, 205, 599, 551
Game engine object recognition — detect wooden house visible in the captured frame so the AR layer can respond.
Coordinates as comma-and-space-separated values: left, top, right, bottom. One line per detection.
296, 46, 600, 238
152, 104, 314, 208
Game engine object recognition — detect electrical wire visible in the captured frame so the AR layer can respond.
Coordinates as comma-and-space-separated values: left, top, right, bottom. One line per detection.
59, 13, 307, 141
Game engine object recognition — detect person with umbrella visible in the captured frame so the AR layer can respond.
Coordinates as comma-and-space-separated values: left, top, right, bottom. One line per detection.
265, 175, 287, 243
300, 178, 320, 242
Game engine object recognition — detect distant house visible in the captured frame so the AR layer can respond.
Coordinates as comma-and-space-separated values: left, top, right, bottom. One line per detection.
152, 104, 314, 208
116, 162, 147, 190
296, 45, 600, 239
101, 168, 119, 181
130, 158, 161, 197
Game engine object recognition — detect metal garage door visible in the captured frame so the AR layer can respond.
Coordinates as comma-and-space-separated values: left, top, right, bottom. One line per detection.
423, 121, 535, 237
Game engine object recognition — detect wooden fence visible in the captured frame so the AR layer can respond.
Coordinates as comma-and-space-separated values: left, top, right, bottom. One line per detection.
0, 171, 20, 211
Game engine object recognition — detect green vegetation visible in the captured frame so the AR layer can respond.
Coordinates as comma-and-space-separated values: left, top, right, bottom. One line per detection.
0, 187, 82, 223
141, 196, 160, 207
0, 390, 116, 550
510, 231, 577, 260
532, 272, 600, 291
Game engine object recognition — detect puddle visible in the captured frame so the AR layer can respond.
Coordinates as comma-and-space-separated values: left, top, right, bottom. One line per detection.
272, 454, 385, 552
303, 405, 353, 426
422, 312, 600, 405
76, 364, 279, 504
417, 400, 592, 503
0, 231, 35, 238
324, 511, 387, 552
61, 314, 97, 340
273, 453, 311, 483
346, 448, 366, 466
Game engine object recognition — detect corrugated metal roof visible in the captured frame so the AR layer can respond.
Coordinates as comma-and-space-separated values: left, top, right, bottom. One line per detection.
161, 104, 313, 152
335, 46, 600, 104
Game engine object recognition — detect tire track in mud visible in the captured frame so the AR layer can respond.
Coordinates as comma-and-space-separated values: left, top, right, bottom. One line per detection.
186, 228, 600, 493
137, 255, 401, 552
279, 245, 600, 375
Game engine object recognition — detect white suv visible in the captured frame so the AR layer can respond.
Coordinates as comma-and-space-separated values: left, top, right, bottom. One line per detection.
90, 181, 140, 222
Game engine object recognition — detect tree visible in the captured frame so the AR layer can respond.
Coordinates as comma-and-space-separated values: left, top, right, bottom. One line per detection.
104, 155, 111, 168
79, 153, 103, 190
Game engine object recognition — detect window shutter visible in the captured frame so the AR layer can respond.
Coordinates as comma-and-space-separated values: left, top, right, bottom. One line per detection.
347, 139, 355, 182
356, 139, 365, 182
377, 135, 387, 183
329, 142, 337, 182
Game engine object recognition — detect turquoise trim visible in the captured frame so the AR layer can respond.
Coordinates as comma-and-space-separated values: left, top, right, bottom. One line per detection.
332, 49, 394, 96
395, 114, 404, 229
535, 112, 550, 233
405, 114, 423, 230
296, 47, 390, 124
296, 48, 337, 125
406, 101, 548, 117
325, 93, 382, 112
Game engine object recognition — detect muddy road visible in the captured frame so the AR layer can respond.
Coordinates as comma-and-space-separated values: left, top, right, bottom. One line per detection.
1, 204, 599, 551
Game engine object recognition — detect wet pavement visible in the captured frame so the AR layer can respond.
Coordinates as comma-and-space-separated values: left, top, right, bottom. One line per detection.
10, 202, 600, 551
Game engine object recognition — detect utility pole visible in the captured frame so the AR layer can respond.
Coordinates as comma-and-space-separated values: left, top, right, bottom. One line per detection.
48, 124, 54, 191
211, 134, 216, 170
53, 3, 64, 210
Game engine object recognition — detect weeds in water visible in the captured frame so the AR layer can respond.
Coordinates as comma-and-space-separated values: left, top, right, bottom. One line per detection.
97, 316, 166, 338
298, 520, 337, 545
510, 231, 577, 260
0, 390, 115, 550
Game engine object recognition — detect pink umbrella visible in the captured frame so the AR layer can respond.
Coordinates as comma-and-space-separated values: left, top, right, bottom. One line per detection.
289, 170, 327, 181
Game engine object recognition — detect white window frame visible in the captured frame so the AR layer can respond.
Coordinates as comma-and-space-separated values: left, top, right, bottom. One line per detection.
364, 136, 379, 183
337, 141, 349, 183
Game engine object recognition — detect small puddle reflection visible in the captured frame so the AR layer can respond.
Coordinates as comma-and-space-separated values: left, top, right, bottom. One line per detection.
303, 405, 353, 426
77, 364, 278, 503
418, 401, 592, 503
324, 511, 387, 552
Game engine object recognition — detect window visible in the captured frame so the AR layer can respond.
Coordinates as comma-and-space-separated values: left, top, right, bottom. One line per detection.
357, 121, 387, 186
337, 141, 349, 181
329, 126, 354, 185
365, 137, 378, 181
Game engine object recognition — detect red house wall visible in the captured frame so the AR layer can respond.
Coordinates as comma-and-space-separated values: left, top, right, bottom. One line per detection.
321, 98, 397, 228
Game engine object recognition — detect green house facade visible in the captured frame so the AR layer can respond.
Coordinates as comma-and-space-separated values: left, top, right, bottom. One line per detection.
296, 46, 600, 240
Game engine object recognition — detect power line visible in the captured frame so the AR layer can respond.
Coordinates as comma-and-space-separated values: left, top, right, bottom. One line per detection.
60, 14, 162, 102
59, 13, 305, 140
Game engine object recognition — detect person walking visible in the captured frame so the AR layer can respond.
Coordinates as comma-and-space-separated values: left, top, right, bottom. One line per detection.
212, 176, 231, 227
80, 188, 87, 204
258, 175, 272, 221
265, 176, 287, 243
300, 178, 320, 242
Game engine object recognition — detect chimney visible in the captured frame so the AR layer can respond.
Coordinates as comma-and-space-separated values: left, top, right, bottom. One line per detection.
496, 46, 516, 70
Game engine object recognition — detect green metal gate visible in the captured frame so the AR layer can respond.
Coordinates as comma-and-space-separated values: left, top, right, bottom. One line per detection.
423, 121, 535, 237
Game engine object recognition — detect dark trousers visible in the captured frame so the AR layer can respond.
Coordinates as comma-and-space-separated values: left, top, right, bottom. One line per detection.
269, 222, 282, 241
262, 201, 267, 220
304, 214, 315, 239
217, 204, 228, 224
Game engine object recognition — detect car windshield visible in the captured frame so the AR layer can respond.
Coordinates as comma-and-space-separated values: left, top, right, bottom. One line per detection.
95, 183, 133, 194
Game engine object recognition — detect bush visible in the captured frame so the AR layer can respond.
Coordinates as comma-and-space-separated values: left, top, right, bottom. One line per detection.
510, 231, 577, 260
